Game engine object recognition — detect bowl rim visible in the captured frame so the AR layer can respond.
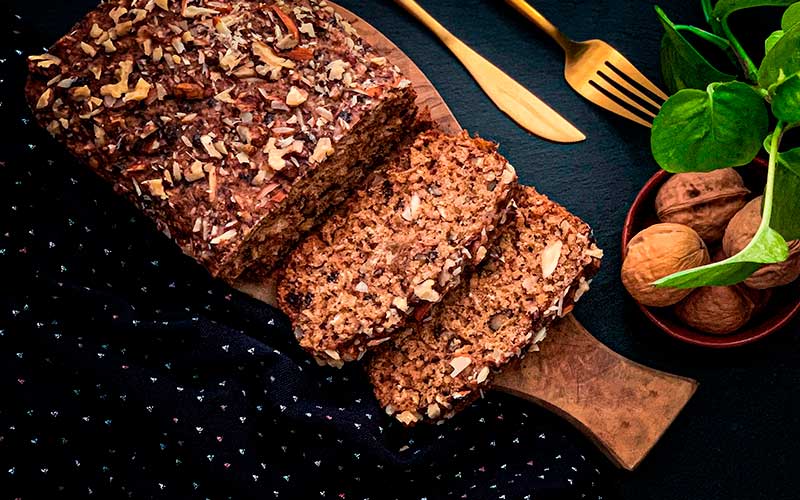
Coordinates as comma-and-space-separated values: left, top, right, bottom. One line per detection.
620, 158, 800, 348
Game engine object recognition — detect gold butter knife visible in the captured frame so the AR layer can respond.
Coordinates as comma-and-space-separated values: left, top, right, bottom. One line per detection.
394, 0, 585, 143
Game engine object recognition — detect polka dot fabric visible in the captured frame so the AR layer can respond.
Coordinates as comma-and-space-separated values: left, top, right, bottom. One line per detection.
0, 10, 612, 500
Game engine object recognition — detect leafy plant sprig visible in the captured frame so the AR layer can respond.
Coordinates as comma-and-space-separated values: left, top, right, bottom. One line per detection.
650, 1, 800, 288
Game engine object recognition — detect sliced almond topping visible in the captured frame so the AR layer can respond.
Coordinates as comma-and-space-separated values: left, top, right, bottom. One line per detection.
324, 349, 340, 361
476, 366, 490, 384
200, 135, 223, 159
182, 5, 219, 17
36, 88, 53, 109
252, 41, 295, 69
210, 229, 237, 245
449, 357, 472, 378
413, 280, 440, 303
541, 240, 563, 278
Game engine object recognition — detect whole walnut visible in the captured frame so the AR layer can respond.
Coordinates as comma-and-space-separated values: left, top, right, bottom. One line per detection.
674, 285, 757, 335
722, 196, 800, 289
655, 169, 750, 243
622, 223, 710, 307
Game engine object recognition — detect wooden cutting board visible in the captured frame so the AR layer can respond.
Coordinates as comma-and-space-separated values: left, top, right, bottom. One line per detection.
236, 3, 698, 472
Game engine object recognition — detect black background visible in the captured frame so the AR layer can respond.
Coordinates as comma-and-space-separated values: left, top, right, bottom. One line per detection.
5, 1, 800, 499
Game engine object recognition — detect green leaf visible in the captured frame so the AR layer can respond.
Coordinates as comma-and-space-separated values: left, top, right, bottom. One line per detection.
658, 124, 793, 288
782, 2, 800, 29
765, 30, 784, 54
655, 6, 736, 94
713, 0, 797, 19
651, 82, 769, 173
772, 146, 800, 240
759, 24, 800, 88
771, 72, 800, 123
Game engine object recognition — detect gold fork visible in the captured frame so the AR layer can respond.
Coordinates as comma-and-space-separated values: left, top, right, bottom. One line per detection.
506, 0, 669, 128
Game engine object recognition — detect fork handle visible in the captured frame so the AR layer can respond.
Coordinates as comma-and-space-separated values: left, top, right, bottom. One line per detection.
505, 0, 574, 52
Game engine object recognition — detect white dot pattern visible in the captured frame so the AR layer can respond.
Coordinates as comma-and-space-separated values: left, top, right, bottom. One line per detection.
0, 9, 609, 500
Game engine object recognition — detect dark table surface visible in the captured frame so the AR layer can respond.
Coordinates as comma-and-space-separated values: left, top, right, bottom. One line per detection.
6, 0, 800, 499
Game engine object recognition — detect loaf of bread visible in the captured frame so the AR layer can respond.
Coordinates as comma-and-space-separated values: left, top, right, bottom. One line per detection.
25, 0, 417, 281
367, 187, 603, 425
277, 130, 518, 367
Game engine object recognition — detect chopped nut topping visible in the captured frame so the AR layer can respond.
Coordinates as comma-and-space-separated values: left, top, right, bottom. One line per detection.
299, 22, 316, 37
326, 59, 349, 80
285, 86, 309, 106
109, 6, 127, 24
89, 23, 103, 38
142, 179, 167, 199
80, 42, 97, 57
309, 137, 333, 163
71, 86, 91, 101
370, 56, 387, 66
354, 281, 369, 293
541, 240, 563, 278
413, 279, 441, 303
102, 39, 117, 53
100, 60, 133, 98
426, 403, 441, 419
175, 82, 204, 100
184, 161, 206, 182
114, 21, 133, 37
29, 53, 62, 68
501, 164, 516, 184
122, 78, 152, 102
155, 0, 169, 11
396, 410, 421, 425
392, 296, 409, 313
324, 349, 341, 361
182, 5, 219, 18
449, 357, 472, 378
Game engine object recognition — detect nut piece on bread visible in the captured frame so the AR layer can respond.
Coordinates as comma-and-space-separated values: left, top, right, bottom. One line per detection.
367, 187, 602, 424
278, 130, 518, 367
25, 0, 417, 281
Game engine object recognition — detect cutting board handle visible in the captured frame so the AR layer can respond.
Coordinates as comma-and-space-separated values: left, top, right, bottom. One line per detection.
492, 314, 697, 471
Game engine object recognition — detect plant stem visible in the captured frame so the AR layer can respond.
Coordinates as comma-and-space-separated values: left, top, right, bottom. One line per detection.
701, 0, 714, 24
674, 24, 731, 50
721, 20, 759, 82
761, 122, 785, 228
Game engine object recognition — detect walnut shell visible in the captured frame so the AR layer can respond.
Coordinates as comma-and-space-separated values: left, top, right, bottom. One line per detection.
655, 169, 749, 243
622, 223, 710, 307
674, 285, 756, 335
722, 196, 800, 289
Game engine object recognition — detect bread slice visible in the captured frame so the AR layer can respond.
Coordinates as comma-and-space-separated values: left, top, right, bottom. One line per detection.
25, 0, 416, 281
278, 130, 518, 366
367, 187, 602, 425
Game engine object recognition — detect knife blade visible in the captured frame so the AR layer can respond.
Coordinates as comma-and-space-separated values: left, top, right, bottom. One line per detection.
394, 0, 585, 143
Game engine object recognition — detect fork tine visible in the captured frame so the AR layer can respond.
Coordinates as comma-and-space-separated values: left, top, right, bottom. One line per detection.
591, 74, 657, 119
606, 51, 669, 101
578, 81, 653, 128
600, 64, 662, 111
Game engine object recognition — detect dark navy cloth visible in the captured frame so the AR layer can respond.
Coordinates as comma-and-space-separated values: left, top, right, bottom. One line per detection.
0, 7, 610, 500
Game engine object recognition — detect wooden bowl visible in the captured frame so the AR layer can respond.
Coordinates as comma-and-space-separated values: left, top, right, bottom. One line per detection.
621, 158, 800, 348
